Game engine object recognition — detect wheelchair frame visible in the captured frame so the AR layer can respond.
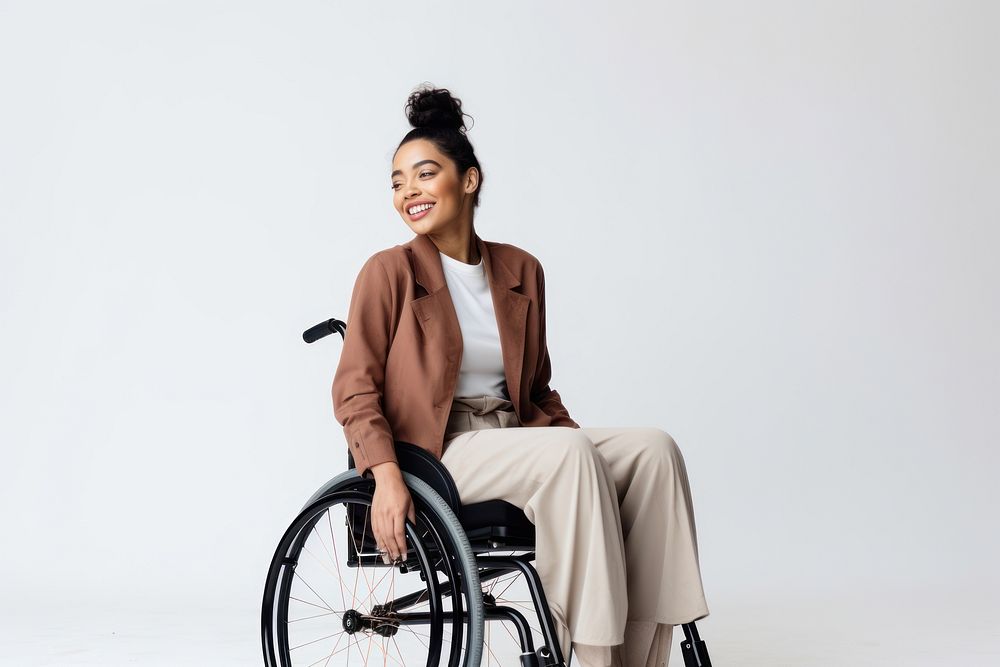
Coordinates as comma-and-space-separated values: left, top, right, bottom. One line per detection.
259, 317, 713, 667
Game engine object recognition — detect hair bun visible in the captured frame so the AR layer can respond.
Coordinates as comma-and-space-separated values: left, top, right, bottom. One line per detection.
405, 85, 469, 133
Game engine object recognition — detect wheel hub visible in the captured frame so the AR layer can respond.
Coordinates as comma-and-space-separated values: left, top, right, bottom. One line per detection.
340, 606, 400, 637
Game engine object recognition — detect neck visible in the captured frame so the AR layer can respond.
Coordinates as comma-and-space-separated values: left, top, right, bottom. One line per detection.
429, 226, 480, 265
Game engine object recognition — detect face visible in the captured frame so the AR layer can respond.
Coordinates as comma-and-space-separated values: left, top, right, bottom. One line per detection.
391, 138, 478, 236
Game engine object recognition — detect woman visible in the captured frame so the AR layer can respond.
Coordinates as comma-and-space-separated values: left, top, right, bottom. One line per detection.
332, 85, 710, 667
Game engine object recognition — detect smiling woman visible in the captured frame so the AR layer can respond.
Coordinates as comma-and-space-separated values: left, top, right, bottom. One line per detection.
390, 87, 485, 240
331, 84, 712, 666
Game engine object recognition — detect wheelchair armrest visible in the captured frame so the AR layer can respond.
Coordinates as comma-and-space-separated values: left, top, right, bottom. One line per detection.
347, 441, 463, 515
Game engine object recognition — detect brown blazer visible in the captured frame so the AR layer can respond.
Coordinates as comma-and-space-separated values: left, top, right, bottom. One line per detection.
332, 231, 580, 477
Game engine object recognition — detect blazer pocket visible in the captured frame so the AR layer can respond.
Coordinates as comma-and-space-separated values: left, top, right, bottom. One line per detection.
410, 292, 439, 339
410, 292, 435, 322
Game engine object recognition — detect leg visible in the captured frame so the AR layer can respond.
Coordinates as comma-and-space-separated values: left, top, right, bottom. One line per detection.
573, 622, 673, 667
440, 426, 629, 660
581, 426, 710, 666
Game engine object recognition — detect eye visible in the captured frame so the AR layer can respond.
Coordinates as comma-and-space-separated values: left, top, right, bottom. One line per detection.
391, 171, 433, 190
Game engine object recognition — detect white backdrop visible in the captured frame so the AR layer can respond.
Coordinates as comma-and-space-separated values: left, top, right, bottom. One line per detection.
1, 1, 997, 664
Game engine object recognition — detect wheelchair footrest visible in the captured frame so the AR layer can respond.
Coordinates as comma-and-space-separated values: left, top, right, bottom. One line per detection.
535, 645, 562, 667
680, 638, 712, 667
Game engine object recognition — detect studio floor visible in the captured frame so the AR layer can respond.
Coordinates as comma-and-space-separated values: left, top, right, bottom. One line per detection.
2, 583, 997, 665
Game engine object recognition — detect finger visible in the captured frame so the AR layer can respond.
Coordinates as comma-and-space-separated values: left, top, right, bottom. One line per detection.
405, 507, 416, 558
379, 514, 392, 565
372, 503, 389, 565
393, 511, 407, 561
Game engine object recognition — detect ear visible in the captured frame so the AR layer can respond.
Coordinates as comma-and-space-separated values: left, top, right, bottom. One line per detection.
464, 166, 480, 195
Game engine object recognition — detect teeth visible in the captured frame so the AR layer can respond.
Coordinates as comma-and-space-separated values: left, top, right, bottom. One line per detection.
408, 203, 434, 215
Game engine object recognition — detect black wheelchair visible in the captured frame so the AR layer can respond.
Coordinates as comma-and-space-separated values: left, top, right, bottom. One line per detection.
261, 317, 713, 667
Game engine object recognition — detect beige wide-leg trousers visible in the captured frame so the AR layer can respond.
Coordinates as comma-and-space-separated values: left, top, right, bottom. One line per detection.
440, 395, 710, 667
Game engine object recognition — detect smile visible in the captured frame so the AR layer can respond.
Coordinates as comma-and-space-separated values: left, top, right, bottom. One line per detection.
408, 202, 435, 219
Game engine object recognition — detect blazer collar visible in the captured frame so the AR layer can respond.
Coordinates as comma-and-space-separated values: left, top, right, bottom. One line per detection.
409, 231, 521, 294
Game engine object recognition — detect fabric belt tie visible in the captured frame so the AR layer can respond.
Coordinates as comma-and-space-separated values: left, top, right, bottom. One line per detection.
445, 395, 521, 437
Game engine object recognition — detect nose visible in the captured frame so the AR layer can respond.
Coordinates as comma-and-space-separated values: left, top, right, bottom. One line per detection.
403, 192, 423, 210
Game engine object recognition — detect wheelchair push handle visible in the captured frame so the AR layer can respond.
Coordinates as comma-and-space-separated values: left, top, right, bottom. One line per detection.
302, 317, 346, 344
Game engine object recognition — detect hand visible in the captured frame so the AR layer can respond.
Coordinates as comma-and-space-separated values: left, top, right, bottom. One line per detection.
369, 462, 417, 565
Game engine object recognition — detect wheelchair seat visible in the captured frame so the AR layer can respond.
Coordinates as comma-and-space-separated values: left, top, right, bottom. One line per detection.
460, 499, 536, 549
349, 441, 537, 551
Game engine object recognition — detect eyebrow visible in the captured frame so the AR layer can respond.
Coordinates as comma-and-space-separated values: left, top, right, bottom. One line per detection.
391, 159, 442, 179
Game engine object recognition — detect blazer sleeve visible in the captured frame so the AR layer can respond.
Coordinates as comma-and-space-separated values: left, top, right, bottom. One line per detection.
331, 253, 399, 477
529, 261, 581, 428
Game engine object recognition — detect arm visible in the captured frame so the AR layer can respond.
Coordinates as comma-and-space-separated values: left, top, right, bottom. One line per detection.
332, 253, 400, 477
529, 261, 581, 428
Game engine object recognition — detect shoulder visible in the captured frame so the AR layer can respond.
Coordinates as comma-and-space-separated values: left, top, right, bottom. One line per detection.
483, 239, 549, 296
355, 244, 408, 276
345, 246, 408, 304
484, 239, 543, 272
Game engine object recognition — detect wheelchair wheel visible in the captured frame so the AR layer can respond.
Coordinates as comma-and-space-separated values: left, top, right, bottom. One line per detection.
262, 472, 484, 667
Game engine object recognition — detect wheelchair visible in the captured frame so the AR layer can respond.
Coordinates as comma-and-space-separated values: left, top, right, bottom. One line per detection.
261, 317, 714, 667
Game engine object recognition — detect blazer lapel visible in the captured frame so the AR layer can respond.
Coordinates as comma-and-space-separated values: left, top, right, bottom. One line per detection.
477, 234, 530, 410
407, 232, 530, 411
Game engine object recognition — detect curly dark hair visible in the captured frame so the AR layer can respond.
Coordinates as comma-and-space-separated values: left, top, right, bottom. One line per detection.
396, 84, 484, 209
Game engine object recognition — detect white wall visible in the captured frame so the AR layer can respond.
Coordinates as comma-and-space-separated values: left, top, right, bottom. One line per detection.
1, 1, 997, 664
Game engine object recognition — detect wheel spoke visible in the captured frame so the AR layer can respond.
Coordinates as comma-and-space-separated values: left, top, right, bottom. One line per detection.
369, 633, 407, 667
351, 564, 396, 612
326, 510, 349, 612
301, 543, 347, 586
290, 630, 343, 652
306, 630, 343, 667
485, 621, 508, 666
492, 573, 520, 600
498, 619, 519, 645
292, 570, 336, 613
287, 595, 337, 614
287, 609, 342, 623
390, 633, 408, 666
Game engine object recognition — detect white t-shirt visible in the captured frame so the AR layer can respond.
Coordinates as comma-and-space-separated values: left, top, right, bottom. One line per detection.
438, 250, 508, 399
